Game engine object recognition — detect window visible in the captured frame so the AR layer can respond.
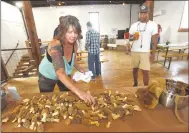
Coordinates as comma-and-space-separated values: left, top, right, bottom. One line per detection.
178, 1, 188, 32
89, 12, 99, 32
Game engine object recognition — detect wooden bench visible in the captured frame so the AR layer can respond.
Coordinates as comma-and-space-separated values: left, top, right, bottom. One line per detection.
77, 58, 109, 75
77, 58, 109, 64
161, 53, 189, 69
77, 48, 105, 54
76, 53, 103, 60
107, 44, 118, 50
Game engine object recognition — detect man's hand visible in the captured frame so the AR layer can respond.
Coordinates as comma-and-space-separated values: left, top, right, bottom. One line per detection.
150, 53, 155, 63
129, 34, 137, 41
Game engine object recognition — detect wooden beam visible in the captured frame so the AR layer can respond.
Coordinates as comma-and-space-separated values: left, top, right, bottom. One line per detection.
22, 1, 41, 67
145, 0, 154, 21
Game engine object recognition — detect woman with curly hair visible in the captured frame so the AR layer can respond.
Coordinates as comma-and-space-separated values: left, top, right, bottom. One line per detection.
38, 15, 95, 104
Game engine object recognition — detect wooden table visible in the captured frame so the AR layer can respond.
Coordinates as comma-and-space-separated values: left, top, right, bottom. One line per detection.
1, 87, 188, 132
156, 43, 189, 68
107, 44, 118, 50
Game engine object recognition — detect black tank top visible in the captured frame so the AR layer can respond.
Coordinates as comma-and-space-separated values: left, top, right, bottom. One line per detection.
46, 45, 75, 65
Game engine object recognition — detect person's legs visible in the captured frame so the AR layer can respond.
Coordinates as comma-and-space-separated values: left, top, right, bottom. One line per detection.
139, 52, 151, 86
88, 53, 96, 79
142, 70, 149, 86
131, 52, 140, 86
38, 73, 56, 92
133, 68, 139, 86
95, 53, 101, 76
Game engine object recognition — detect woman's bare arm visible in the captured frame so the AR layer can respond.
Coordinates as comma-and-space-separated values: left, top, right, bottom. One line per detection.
48, 41, 94, 103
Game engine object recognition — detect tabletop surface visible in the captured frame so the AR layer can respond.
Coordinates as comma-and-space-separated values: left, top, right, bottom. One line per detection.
158, 43, 188, 47
1, 88, 188, 132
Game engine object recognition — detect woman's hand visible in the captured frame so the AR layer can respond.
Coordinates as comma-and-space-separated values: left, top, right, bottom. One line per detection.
79, 68, 87, 74
75, 89, 95, 104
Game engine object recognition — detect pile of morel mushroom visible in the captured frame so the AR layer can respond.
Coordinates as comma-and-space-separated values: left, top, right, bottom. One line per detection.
2, 90, 141, 132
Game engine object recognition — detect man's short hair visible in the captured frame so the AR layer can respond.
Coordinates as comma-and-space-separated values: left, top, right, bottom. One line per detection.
87, 22, 92, 27
59, 16, 64, 23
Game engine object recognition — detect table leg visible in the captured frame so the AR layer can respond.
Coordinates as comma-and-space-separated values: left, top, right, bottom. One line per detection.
178, 49, 181, 60
163, 47, 169, 66
157, 49, 160, 61
168, 57, 172, 69
182, 49, 186, 60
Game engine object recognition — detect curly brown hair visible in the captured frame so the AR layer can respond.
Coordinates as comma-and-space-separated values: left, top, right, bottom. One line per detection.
54, 15, 82, 41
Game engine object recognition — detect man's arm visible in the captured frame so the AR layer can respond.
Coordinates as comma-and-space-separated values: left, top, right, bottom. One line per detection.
49, 43, 80, 95
129, 24, 136, 41
150, 23, 159, 61
151, 34, 158, 53
85, 32, 90, 50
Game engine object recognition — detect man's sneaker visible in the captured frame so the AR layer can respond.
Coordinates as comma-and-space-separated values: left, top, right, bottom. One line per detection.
133, 82, 138, 87
91, 76, 96, 81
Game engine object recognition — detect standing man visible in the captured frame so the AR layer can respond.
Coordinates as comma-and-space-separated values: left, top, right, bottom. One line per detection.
85, 22, 101, 80
129, 4, 158, 87
157, 24, 162, 43
53, 16, 64, 38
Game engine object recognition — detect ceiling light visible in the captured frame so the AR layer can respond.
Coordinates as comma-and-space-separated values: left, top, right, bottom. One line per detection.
15, 1, 23, 8
110, 1, 111, 3
62, 2, 65, 4
123, 2, 125, 6
58, 2, 62, 6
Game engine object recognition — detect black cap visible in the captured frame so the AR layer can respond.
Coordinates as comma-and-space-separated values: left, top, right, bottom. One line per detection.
139, 4, 149, 13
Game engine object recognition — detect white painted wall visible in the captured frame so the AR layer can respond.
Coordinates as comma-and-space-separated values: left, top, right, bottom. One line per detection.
1, 1, 28, 76
32, 4, 140, 49
153, 1, 188, 43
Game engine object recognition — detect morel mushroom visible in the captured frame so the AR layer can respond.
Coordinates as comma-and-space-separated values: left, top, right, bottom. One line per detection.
106, 114, 113, 128
90, 120, 99, 127
23, 120, 30, 129
111, 113, 120, 120
52, 110, 59, 116
62, 111, 68, 120
64, 118, 71, 126
68, 105, 74, 116
75, 103, 90, 110
133, 105, 142, 111
21, 98, 30, 105
30, 115, 38, 130
37, 121, 44, 132
41, 108, 49, 122
1, 113, 12, 123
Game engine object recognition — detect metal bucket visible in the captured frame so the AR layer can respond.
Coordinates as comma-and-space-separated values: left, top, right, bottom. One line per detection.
159, 79, 189, 109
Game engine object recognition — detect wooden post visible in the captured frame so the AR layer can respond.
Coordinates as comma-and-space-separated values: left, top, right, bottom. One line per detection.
146, 0, 154, 21
22, 1, 41, 67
